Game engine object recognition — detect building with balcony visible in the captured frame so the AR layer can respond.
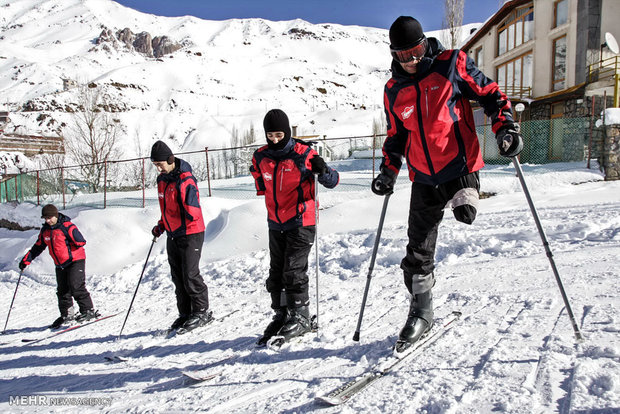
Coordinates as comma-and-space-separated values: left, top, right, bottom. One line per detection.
462, 0, 619, 163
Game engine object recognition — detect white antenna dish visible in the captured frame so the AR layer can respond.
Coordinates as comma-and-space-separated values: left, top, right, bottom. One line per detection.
603, 32, 619, 54
514, 103, 525, 113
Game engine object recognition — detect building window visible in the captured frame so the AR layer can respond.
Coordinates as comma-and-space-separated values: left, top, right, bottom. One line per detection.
496, 51, 533, 98
475, 46, 483, 67
497, 4, 534, 56
552, 35, 567, 91
554, 0, 568, 28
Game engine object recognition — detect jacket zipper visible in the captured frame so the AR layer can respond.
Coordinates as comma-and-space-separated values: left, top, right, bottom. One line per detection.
48, 229, 60, 265
162, 182, 173, 231
414, 82, 436, 177
425, 86, 429, 119
273, 160, 282, 223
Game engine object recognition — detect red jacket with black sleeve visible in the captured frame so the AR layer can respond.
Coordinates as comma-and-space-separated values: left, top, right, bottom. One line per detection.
21, 213, 86, 269
382, 37, 515, 186
250, 139, 339, 231
154, 158, 205, 238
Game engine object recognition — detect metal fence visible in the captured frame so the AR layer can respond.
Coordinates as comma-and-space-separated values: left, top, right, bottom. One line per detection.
1, 117, 602, 208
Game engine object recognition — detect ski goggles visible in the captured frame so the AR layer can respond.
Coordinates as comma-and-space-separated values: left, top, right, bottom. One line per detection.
390, 38, 427, 63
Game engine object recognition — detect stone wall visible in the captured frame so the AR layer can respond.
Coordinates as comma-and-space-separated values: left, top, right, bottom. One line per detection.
603, 124, 620, 180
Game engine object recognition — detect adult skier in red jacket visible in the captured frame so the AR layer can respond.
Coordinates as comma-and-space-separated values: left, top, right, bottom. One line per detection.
20, 204, 99, 329
150, 140, 211, 334
251, 109, 339, 345
372, 16, 523, 350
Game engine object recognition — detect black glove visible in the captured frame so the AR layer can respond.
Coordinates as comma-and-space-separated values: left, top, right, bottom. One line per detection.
371, 169, 396, 196
18, 260, 27, 270
309, 155, 327, 175
151, 224, 164, 238
496, 123, 523, 157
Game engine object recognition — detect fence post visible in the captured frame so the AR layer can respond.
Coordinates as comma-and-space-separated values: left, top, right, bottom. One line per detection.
61, 167, 66, 210
205, 147, 212, 197
587, 95, 596, 169
372, 133, 377, 178
36, 170, 40, 206
141, 158, 145, 208
103, 159, 108, 209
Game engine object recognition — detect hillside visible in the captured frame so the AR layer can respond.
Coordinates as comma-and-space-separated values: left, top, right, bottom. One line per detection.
0, 0, 480, 158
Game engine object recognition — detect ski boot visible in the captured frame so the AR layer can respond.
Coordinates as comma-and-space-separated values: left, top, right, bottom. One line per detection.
75, 309, 100, 324
177, 309, 213, 334
168, 314, 189, 333
50, 307, 75, 329
256, 307, 288, 347
277, 305, 312, 341
395, 289, 434, 353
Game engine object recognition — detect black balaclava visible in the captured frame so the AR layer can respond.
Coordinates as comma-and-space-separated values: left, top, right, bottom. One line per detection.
263, 109, 291, 150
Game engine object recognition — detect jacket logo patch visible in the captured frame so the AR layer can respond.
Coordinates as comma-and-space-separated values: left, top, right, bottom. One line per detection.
402, 105, 414, 119
431, 86, 439, 91
158, 192, 164, 199
263, 172, 273, 181
44, 237, 50, 242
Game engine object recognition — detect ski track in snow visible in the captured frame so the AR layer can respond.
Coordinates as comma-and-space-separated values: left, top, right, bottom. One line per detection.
0, 171, 619, 413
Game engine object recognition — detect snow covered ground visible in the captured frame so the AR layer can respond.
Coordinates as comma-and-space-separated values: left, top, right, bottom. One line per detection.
0, 161, 618, 413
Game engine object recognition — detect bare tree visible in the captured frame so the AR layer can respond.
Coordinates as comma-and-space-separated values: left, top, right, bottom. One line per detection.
442, 0, 465, 49
65, 84, 122, 192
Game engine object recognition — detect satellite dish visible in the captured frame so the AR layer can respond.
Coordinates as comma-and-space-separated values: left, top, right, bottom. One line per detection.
603, 32, 619, 54
514, 103, 525, 113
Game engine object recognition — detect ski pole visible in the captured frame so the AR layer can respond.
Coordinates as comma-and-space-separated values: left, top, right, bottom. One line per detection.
314, 174, 320, 335
2, 269, 24, 334
353, 193, 391, 341
118, 236, 157, 339
511, 157, 583, 341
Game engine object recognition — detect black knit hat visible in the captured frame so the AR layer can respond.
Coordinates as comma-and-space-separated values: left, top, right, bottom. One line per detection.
389, 16, 425, 49
263, 109, 291, 150
150, 140, 174, 164
41, 204, 58, 219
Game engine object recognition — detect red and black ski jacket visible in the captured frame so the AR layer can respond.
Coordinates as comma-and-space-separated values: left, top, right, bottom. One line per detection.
22, 213, 86, 269
155, 158, 205, 238
382, 37, 515, 186
251, 138, 339, 231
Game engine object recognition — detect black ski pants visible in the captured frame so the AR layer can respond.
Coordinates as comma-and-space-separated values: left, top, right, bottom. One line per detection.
167, 231, 209, 316
55, 259, 93, 316
267, 226, 315, 309
401, 172, 480, 294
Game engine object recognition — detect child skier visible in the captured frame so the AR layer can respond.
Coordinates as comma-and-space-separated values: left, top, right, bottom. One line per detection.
19, 204, 99, 329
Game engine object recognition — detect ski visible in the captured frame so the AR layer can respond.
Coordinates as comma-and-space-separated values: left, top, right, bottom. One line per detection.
105, 309, 240, 362
21, 312, 122, 346
316, 311, 462, 406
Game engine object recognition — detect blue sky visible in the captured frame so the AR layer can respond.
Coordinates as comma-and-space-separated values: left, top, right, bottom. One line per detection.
113, 0, 504, 31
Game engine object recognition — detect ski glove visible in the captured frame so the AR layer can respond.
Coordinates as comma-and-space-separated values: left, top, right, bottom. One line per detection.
309, 155, 327, 176
18, 259, 27, 270
151, 224, 164, 238
496, 123, 523, 158
371, 168, 396, 196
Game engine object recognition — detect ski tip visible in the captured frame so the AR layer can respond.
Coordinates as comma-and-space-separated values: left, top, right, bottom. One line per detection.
315, 395, 345, 406
182, 371, 221, 382
452, 311, 463, 318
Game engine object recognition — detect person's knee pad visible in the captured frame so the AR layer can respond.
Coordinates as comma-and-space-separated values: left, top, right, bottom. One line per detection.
450, 188, 479, 225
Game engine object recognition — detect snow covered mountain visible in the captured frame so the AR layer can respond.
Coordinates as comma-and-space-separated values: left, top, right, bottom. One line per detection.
0, 0, 479, 156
